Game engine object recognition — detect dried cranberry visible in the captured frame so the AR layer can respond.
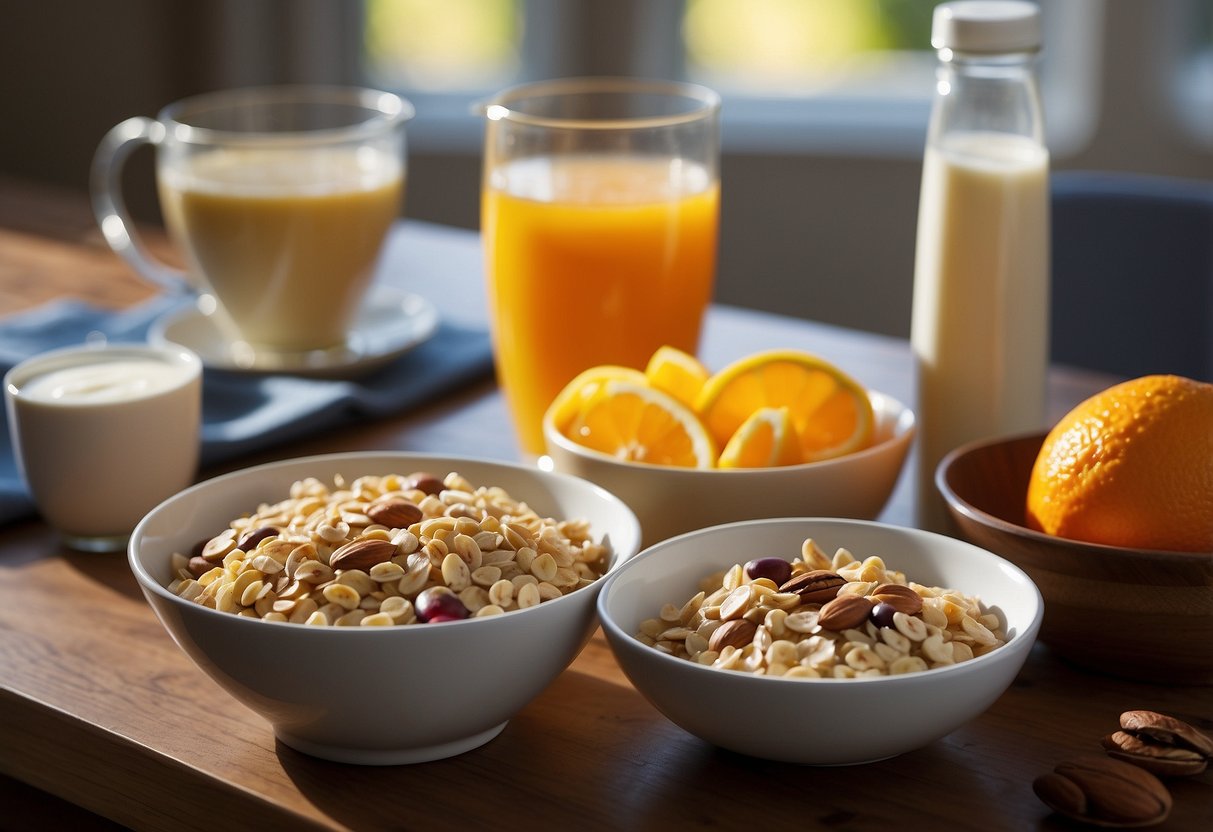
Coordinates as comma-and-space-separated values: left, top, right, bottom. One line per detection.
744, 557, 793, 586
870, 602, 898, 629
238, 527, 278, 550
415, 587, 470, 622
406, 472, 445, 496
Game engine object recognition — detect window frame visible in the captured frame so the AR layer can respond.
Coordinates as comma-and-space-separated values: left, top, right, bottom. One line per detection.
676, 0, 1102, 158
1166, 0, 1213, 150
270, 0, 1207, 164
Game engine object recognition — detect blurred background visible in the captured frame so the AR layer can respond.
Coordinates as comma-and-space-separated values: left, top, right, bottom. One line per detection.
1, 0, 1210, 339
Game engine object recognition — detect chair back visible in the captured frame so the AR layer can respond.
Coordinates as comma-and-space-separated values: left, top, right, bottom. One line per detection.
1051, 171, 1213, 382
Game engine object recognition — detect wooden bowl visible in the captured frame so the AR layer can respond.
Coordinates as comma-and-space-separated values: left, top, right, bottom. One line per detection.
937, 432, 1213, 685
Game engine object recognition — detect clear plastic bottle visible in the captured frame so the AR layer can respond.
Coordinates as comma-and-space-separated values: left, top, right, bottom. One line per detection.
911, 0, 1050, 532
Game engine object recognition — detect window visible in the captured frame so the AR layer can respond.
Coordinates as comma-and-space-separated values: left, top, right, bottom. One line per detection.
681, 0, 1100, 155
363, 0, 521, 92
357, 0, 1100, 158
1171, 0, 1213, 146
684, 0, 937, 97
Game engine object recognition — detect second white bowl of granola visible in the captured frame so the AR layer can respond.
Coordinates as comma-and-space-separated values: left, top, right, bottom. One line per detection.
129, 451, 641, 764
597, 517, 1041, 765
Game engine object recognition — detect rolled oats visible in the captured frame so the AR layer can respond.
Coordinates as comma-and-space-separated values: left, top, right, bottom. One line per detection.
167, 471, 611, 626
635, 537, 1007, 679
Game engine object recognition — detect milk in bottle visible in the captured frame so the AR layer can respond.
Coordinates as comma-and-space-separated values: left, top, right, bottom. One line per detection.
911, 1, 1050, 531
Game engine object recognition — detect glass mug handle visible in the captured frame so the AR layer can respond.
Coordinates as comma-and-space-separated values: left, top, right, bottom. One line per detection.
90, 117, 189, 295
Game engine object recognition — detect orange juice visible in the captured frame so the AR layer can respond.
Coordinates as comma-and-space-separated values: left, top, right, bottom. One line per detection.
483, 154, 719, 454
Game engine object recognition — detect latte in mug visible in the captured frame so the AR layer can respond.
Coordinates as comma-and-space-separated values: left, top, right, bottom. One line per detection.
160, 147, 403, 352
92, 86, 413, 358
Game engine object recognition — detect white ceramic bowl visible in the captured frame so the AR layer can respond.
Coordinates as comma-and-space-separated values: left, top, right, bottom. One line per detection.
544, 391, 914, 547
597, 518, 1042, 765
129, 451, 642, 765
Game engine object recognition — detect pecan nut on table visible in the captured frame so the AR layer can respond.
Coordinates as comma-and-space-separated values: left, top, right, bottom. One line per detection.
1034, 709, 1213, 828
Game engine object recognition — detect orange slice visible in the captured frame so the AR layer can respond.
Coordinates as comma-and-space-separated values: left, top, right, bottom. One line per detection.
567, 380, 716, 468
644, 346, 710, 408
717, 406, 802, 468
695, 349, 873, 463
545, 365, 649, 434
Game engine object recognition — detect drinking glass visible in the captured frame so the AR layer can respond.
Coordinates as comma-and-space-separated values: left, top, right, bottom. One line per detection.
480, 77, 721, 455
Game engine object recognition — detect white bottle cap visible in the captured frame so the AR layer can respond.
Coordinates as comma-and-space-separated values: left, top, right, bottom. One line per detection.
932, 1, 1042, 53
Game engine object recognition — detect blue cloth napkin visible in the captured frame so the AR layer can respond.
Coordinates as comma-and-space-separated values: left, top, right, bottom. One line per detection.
0, 295, 495, 526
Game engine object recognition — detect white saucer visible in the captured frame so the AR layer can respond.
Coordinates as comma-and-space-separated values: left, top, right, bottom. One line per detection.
149, 286, 440, 378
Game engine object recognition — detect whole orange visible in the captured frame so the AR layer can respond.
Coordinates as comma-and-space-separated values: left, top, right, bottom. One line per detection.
1026, 374, 1213, 552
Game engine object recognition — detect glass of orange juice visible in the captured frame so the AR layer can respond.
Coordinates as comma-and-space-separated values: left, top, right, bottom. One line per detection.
480, 77, 722, 455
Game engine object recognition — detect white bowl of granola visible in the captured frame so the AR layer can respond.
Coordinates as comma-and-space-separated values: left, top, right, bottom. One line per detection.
129, 451, 641, 765
597, 517, 1041, 765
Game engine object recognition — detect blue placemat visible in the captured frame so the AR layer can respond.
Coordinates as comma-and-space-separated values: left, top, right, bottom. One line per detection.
0, 295, 495, 526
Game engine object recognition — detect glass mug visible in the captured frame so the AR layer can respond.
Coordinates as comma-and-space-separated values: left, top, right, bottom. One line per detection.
480, 77, 722, 455
92, 85, 413, 359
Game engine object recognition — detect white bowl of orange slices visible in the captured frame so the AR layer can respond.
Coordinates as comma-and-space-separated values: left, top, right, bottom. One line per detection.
542, 347, 915, 546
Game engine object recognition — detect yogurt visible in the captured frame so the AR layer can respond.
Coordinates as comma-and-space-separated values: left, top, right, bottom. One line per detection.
4, 345, 203, 551
19, 358, 193, 405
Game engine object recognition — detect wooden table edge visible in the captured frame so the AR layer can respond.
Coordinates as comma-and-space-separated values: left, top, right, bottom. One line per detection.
0, 687, 335, 831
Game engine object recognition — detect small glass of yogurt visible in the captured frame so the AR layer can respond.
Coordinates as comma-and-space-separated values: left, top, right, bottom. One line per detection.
4, 343, 202, 551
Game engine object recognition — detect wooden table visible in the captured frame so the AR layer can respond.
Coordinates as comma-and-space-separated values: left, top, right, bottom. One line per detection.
1, 179, 1209, 831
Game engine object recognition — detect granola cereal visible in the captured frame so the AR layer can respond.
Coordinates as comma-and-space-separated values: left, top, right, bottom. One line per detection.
166, 471, 611, 626
636, 537, 1007, 678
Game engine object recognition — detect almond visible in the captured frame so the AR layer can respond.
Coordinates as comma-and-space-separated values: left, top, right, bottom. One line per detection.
366, 500, 423, 529
817, 595, 872, 631
708, 619, 758, 652
870, 583, 923, 616
1040, 756, 1172, 827
329, 538, 397, 571
1032, 773, 1087, 818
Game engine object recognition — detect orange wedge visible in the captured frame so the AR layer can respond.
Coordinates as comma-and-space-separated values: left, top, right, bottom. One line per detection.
695, 350, 873, 463
545, 365, 649, 434
717, 406, 802, 468
567, 380, 716, 468
644, 346, 711, 408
